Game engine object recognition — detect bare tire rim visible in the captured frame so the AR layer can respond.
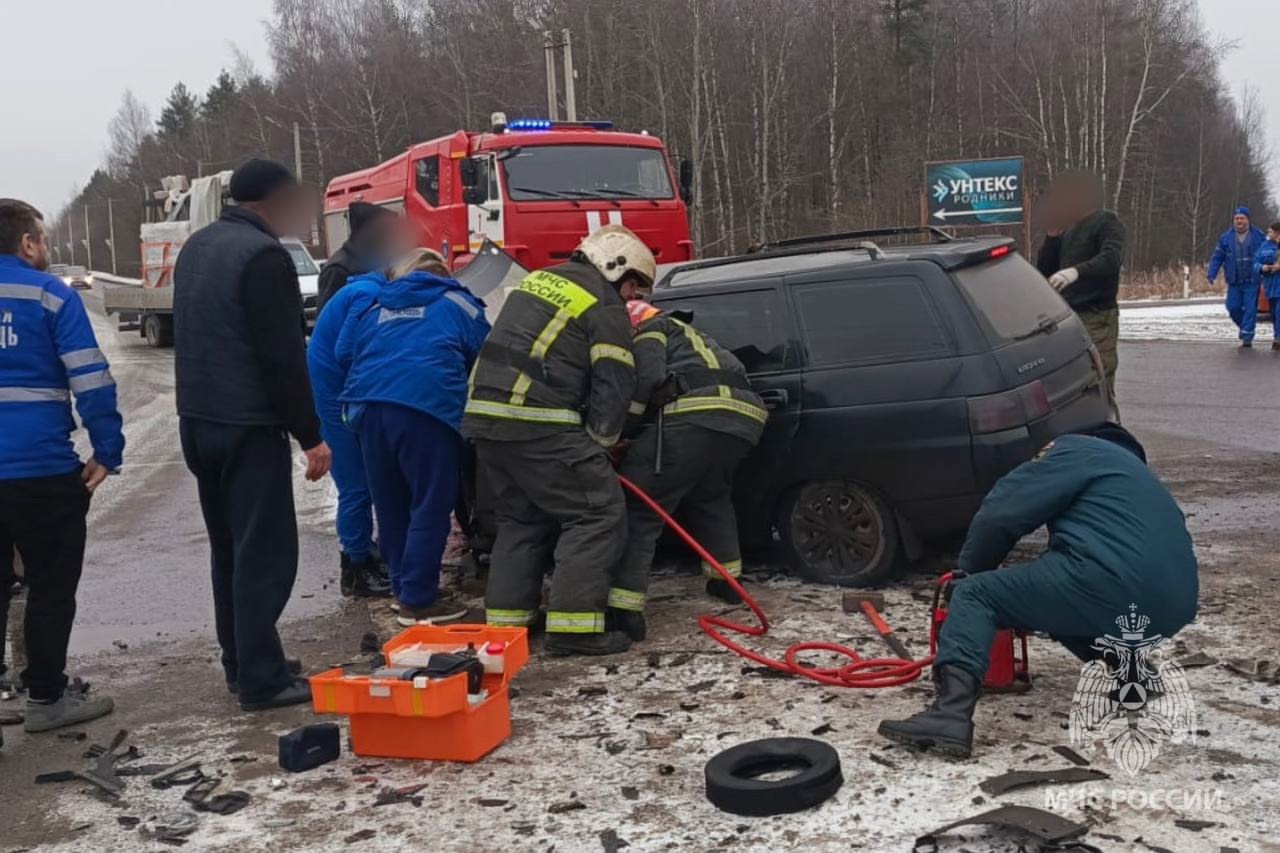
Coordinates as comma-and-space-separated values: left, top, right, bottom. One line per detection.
790, 483, 884, 575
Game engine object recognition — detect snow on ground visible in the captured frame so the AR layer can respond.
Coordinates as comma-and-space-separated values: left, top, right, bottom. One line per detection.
1120, 301, 1273, 344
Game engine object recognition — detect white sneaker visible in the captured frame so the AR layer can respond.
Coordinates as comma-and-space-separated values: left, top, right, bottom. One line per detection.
25, 690, 114, 733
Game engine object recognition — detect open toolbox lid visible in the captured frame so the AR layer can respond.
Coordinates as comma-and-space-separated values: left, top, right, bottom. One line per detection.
309, 624, 529, 719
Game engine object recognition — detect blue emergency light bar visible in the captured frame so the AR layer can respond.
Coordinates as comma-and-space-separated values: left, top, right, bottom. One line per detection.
506, 119, 615, 132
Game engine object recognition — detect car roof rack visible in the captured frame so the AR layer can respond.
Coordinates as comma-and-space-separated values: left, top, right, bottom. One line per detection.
748, 226, 952, 254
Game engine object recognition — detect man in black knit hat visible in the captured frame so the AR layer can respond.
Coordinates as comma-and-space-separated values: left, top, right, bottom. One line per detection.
174, 159, 331, 711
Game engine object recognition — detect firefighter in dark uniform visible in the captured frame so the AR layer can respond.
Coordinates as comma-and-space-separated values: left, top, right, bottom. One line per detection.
464, 225, 652, 656
878, 423, 1198, 758
609, 301, 768, 642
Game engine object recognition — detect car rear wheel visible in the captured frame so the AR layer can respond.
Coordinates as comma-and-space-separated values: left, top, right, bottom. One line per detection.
143, 313, 174, 348
778, 481, 899, 587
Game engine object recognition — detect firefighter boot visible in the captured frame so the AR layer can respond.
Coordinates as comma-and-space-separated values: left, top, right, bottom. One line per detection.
340, 554, 392, 598
706, 578, 744, 605
607, 608, 647, 642
876, 665, 983, 758
544, 631, 632, 657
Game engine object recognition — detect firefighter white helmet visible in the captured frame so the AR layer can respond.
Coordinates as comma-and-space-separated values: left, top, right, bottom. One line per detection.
576, 224, 656, 287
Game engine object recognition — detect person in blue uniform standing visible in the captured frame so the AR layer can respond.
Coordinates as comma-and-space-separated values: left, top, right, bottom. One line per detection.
308, 269, 392, 598
1207, 207, 1266, 348
336, 249, 489, 626
0, 199, 124, 738
1252, 221, 1280, 350
879, 423, 1198, 758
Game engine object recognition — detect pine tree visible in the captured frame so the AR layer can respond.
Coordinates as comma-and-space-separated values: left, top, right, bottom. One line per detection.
157, 82, 199, 139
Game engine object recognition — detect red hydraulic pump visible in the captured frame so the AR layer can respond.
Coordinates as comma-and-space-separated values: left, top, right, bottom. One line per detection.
929, 571, 1031, 692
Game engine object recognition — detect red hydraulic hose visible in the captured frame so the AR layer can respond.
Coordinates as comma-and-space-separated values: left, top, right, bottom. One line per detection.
618, 475, 933, 688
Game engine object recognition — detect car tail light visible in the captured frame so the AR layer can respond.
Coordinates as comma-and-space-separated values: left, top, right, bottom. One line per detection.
968, 380, 1052, 434
988, 245, 1012, 260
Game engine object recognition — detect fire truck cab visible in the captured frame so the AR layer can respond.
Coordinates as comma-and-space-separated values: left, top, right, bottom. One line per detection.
323, 114, 694, 272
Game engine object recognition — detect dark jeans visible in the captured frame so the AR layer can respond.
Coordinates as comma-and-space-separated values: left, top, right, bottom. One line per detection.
0, 471, 90, 701
180, 418, 298, 703
358, 404, 460, 608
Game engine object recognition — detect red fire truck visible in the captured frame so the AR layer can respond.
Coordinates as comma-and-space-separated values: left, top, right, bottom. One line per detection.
323, 114, 694, 271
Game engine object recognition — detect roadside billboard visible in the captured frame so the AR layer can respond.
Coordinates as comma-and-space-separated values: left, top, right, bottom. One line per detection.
925, 157, 1025, 226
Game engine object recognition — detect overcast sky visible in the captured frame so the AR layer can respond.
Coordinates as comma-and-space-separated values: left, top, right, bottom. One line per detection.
1, 0, 1275, 217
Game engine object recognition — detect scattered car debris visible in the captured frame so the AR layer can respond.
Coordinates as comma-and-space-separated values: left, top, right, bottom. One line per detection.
373, 783, 428, 807
116, 816, 140, 829
658, 764, 676, 775
1177, 651, 1217, 668
1011, 712, 1033, 721
686, 679, 718, 693
600, 828, 630, 852
140, 812, 199, 843
477, 798, 508, 807
810, 723, 835, 736
55, 731, 86, 741
868, 752, 896, 769
578, 685, 608, 697
548, 800, 587, 814
149, 754, 204, 790
1174, 819, 1217, 831
1052, 746, 1091, 766
1224, 658, 1279, 684
78, 729, 132, 795
343, 829, 377, 844
262, 818, 297, 829
34, 770, 78, 785
269, 777, 288, 791
620, 786, 639, 801
914, 805, 1090, 851
194, 791, 251, 816
112, 640, 129, 650
979, 767, 1109, 796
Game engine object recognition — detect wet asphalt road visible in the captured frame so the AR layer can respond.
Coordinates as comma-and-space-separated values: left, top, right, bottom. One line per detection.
38, 294, 1280, 658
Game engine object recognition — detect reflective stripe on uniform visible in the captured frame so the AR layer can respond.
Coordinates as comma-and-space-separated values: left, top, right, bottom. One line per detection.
673, 318, 732, 398
0, 386, 70, 403
607, 588, 646, 612
703, 558, 742, 579
586, 424, 619, 447
545, 611, 605, 634
590, 343, 634, 367
0, 283, 64, 313
634, 330, 667, 347
664, 395, 767, 423
628, 400, 647, 415
465, 398, 582, 425
510, 309, 572, 405
486, 608, 537, 626
516, 270, 599, 318
60, 348, 105, 370
68, 369, 115, 394
444, 290, 480, 318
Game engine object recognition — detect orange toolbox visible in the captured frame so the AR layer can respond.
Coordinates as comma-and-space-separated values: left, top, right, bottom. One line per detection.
308, 623, 529, 762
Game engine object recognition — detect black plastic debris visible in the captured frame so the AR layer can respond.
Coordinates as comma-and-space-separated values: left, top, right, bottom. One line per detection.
578, 685, 608, 697
810, 723, 835, 736
343, 829, 377, 844
1174, 819, 1217, 831
35, 770, 78, 784
1177, 651, 1217, 668
868, 753, 896, 769
373, 783, 427, 807
548, 800, 587, 814
117, 816, 140, 829
600, 828, 630, 852
56, 731, 86, 741
914, 805, 1090, 851
979, 767, 1109, 796
1051, 746, 1091, 767
620, 786, 639, 801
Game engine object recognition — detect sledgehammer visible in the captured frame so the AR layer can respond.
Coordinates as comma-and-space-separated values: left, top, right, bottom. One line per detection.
841, 591, 912, 661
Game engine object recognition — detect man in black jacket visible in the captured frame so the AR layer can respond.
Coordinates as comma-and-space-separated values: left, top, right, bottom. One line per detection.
1036, 172, 1126, 414
316, 202, 405, 311
174, 159, 331, 712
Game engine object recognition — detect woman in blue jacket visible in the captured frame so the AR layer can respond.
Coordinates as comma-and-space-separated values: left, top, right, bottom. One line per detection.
336, 250, 490, 625
1253, 221, 1280, 350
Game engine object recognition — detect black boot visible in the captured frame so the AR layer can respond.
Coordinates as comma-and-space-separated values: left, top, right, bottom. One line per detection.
606, 608, 647, 642
706, 577, 743, 605
877, 665, 983, 758
339, 552, 355, 597
544, 631, 632, 657
344, 557, 392, 598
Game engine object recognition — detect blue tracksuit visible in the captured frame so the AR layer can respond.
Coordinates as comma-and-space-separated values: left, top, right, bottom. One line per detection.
307, 274, 381, 561
0, 255, 123, 478
1208, 226, 1266, 342
936, 436, 1198, 679
336, 272, 489, 607
1254, 241, 1280, 341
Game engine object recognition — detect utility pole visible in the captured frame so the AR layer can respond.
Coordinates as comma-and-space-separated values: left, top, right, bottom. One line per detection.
561, 29, 577, 122
106, 198, 118, 275
544, 32, 559, 120
83, 206, 93, 271
66, 214, 76, 266
292, 122, 303, 180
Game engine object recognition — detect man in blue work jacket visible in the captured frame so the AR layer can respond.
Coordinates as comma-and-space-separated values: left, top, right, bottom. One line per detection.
879, 423, 1197, 758
0, 199, 123, 740
1207, 206, 1266, 347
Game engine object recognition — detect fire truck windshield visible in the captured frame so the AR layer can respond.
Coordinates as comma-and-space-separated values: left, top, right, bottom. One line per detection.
502, 145, 673, 202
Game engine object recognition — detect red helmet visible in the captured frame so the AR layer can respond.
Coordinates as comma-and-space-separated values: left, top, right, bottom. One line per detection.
626, 299, 662, 330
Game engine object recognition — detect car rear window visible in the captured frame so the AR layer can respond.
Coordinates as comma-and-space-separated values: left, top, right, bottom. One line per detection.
952, 255, 1071, 341
794, 277, 952, 367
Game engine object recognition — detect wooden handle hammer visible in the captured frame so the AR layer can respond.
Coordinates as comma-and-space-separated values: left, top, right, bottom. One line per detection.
841, 590, 912, 660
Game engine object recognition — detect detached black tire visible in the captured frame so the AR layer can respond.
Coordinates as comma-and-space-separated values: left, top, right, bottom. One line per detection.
705, 737, 843, 817
143, 313, 174, 348
779, 480, 899, 587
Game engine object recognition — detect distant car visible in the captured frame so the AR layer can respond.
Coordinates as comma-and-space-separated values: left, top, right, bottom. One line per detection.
48, 263, 69, 278
282, 240, 320, 329
63, 265, 93, 289
651, 228, 1110, 587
